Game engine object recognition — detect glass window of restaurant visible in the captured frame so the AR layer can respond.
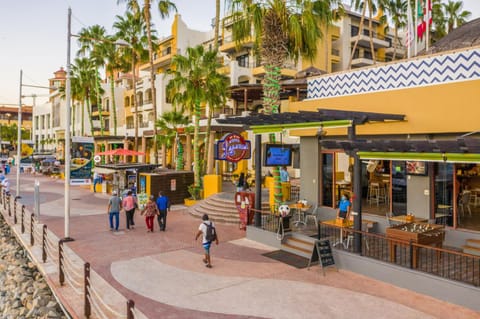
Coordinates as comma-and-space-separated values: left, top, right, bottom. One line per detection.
454, 163, 480, 231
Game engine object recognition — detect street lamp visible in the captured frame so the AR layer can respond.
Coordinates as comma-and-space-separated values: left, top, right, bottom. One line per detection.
16, 70, 23, 199
63, 7, 73, 241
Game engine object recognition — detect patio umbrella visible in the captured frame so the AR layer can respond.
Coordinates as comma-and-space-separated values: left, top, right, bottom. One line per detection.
95, 148, 145, 156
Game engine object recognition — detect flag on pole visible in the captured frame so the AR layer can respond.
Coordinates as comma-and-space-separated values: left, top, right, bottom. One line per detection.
406, 0, 414, 58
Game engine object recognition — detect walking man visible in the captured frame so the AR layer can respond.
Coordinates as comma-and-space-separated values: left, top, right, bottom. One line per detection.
195, 214, 219, 268
155, 191, 170, 231
107, 191, 122, 232
93, 171, 101, 192
122, 190, 136, 230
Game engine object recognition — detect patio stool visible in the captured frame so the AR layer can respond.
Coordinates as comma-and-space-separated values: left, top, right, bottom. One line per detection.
367, 182, 381, 206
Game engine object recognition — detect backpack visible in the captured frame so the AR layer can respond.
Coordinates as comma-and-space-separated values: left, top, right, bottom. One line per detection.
204, 222, 217, 242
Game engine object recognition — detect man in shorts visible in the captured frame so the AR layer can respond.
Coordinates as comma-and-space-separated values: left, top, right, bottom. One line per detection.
195, 214, 219, 268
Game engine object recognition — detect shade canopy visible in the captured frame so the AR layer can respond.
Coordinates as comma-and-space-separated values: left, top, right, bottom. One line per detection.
95, 148, 145, 156
216, 108, 405, 134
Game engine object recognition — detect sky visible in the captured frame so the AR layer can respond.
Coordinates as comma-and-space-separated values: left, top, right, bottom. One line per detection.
0, 0, 479, 107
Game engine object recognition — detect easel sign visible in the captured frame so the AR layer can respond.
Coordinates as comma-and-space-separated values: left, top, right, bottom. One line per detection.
308, 239, 337, 275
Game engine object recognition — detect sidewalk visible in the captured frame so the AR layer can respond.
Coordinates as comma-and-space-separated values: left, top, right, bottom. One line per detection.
9, 169, 480, 319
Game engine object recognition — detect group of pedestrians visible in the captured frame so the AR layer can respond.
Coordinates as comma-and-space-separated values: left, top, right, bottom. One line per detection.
106, 190, 170, 233
106, 189, 219, 268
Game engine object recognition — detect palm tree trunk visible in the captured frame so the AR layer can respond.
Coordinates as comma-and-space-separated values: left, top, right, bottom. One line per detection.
86, 96, 95, 137
203, 107, 213, 174
214, 0, 220, 50
393, 29, 398, 61
193, 102, 201, 189
349, 3, 367, 69
132, 55, 139, 155
95, 69, 105, 135
72, 103, 76, 135
145, 0, 158, 164
109, 74, 118, 136
368, 1, 376, 64
81, 100, 85, 136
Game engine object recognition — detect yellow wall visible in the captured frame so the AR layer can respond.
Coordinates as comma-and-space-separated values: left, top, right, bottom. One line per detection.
290, 79, 480, 137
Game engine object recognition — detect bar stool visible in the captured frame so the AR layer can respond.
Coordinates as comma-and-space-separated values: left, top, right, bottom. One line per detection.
368, 182, 381, 206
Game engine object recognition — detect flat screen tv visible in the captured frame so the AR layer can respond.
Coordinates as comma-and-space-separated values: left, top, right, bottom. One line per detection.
264, 144, 292, 167
406, 161, 428, 175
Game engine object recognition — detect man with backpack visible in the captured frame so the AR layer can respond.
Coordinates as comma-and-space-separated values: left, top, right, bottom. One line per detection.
195, 214, 219, 268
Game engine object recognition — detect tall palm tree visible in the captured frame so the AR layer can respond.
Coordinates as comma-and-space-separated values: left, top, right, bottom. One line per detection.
382, 0, 407, 60
214, 0, 221, 50
443, 0, 471, 33
118, 0, 176, 164
431, 0, 447, 41
228, 0, 342, 205
349, 0, 379, 67
156, 110, 189, 168
166, 45, 228, 190
114, 12, 150, 154
77, 25, 110, 136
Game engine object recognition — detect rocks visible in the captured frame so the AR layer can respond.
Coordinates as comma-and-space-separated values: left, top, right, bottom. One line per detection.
0, 216, 67, 318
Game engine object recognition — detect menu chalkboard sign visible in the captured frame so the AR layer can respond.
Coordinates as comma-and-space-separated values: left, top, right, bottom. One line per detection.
308, 239, 336, 275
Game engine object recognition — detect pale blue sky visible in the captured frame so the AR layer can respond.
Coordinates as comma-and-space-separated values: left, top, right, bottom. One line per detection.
0, 0, 479, 106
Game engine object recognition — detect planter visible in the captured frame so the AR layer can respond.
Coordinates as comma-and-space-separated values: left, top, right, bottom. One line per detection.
184, 198, 197, 206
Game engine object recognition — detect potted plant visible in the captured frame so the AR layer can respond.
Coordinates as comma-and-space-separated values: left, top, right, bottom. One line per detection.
184, 184, 201, 206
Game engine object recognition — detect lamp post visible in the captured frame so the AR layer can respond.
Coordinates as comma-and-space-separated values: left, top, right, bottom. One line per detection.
16, 70, 23, 199
63, 7, 73, 241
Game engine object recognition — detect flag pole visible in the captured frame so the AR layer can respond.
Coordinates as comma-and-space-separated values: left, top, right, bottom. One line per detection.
414, 0, 418, 56
426, 0, 430, 52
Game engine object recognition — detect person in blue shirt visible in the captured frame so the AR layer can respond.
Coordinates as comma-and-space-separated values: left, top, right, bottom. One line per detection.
155, 191, 170, 231
337, 194, 351, 219
280, 166, 290, 182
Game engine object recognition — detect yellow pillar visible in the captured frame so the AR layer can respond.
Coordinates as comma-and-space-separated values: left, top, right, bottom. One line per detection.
203, 174, 222, 199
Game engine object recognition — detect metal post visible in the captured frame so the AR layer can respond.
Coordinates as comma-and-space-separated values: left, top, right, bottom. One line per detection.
13, 197, 17, 224
34, 179, 40, 221
7, 194, 11, 216
21, 205, 25, 233
64, 7, 73, 242
127, 300, 135, 319
254, 134, 262, 227
30, 213, 34, 246
16, 70, 22, 199
84, 262, 91, 318
349, 125, 362, 254
59, 240, 65, 285
42, 225, 47, 262
409, 240, 414, 269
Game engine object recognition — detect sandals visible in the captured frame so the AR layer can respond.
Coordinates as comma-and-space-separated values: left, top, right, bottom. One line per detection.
202, 258, 208, 264
205, 264, 212, 268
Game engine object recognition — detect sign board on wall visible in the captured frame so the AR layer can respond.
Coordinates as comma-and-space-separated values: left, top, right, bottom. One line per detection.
215, 133, 251, 163
70, 136, 94, 185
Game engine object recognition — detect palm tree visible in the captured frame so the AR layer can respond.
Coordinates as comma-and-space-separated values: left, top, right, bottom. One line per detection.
166, 45, 228, 191
114, 12, 150, 154
118, 0, 176, 164
228, 0, 342, 205
443, 0, 471, 33
77, 25, 110, 136
382, 0, 407, 60
214, 0, 221, 50
431, 0, 447, 41
349, 0, 380, 67
155, 110, 189, 168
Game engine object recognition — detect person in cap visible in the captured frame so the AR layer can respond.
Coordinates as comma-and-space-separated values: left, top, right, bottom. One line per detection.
107, 190, 122, 231
141, 195, 159, 232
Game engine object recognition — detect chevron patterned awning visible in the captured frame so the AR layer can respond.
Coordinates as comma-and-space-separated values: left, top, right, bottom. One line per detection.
216, 109, 405, 133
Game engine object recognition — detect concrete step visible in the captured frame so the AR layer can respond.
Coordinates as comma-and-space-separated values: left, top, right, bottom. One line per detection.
466, 239, 480, 249
462, 245, 480, 257
284, 237, 315, 252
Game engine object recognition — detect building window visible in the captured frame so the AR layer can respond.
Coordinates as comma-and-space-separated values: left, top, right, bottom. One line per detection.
125, 96, 130, 107
236, 54, 249, 68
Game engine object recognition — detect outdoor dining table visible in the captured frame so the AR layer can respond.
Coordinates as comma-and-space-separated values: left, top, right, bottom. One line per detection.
321, 218, 377, 248
289, 203, 312, 226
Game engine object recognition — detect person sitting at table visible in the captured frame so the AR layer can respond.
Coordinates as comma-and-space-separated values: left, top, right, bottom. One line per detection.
336, 193, 351, 220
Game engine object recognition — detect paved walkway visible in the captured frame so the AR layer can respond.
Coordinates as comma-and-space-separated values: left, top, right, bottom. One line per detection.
8, 169, 480, 319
